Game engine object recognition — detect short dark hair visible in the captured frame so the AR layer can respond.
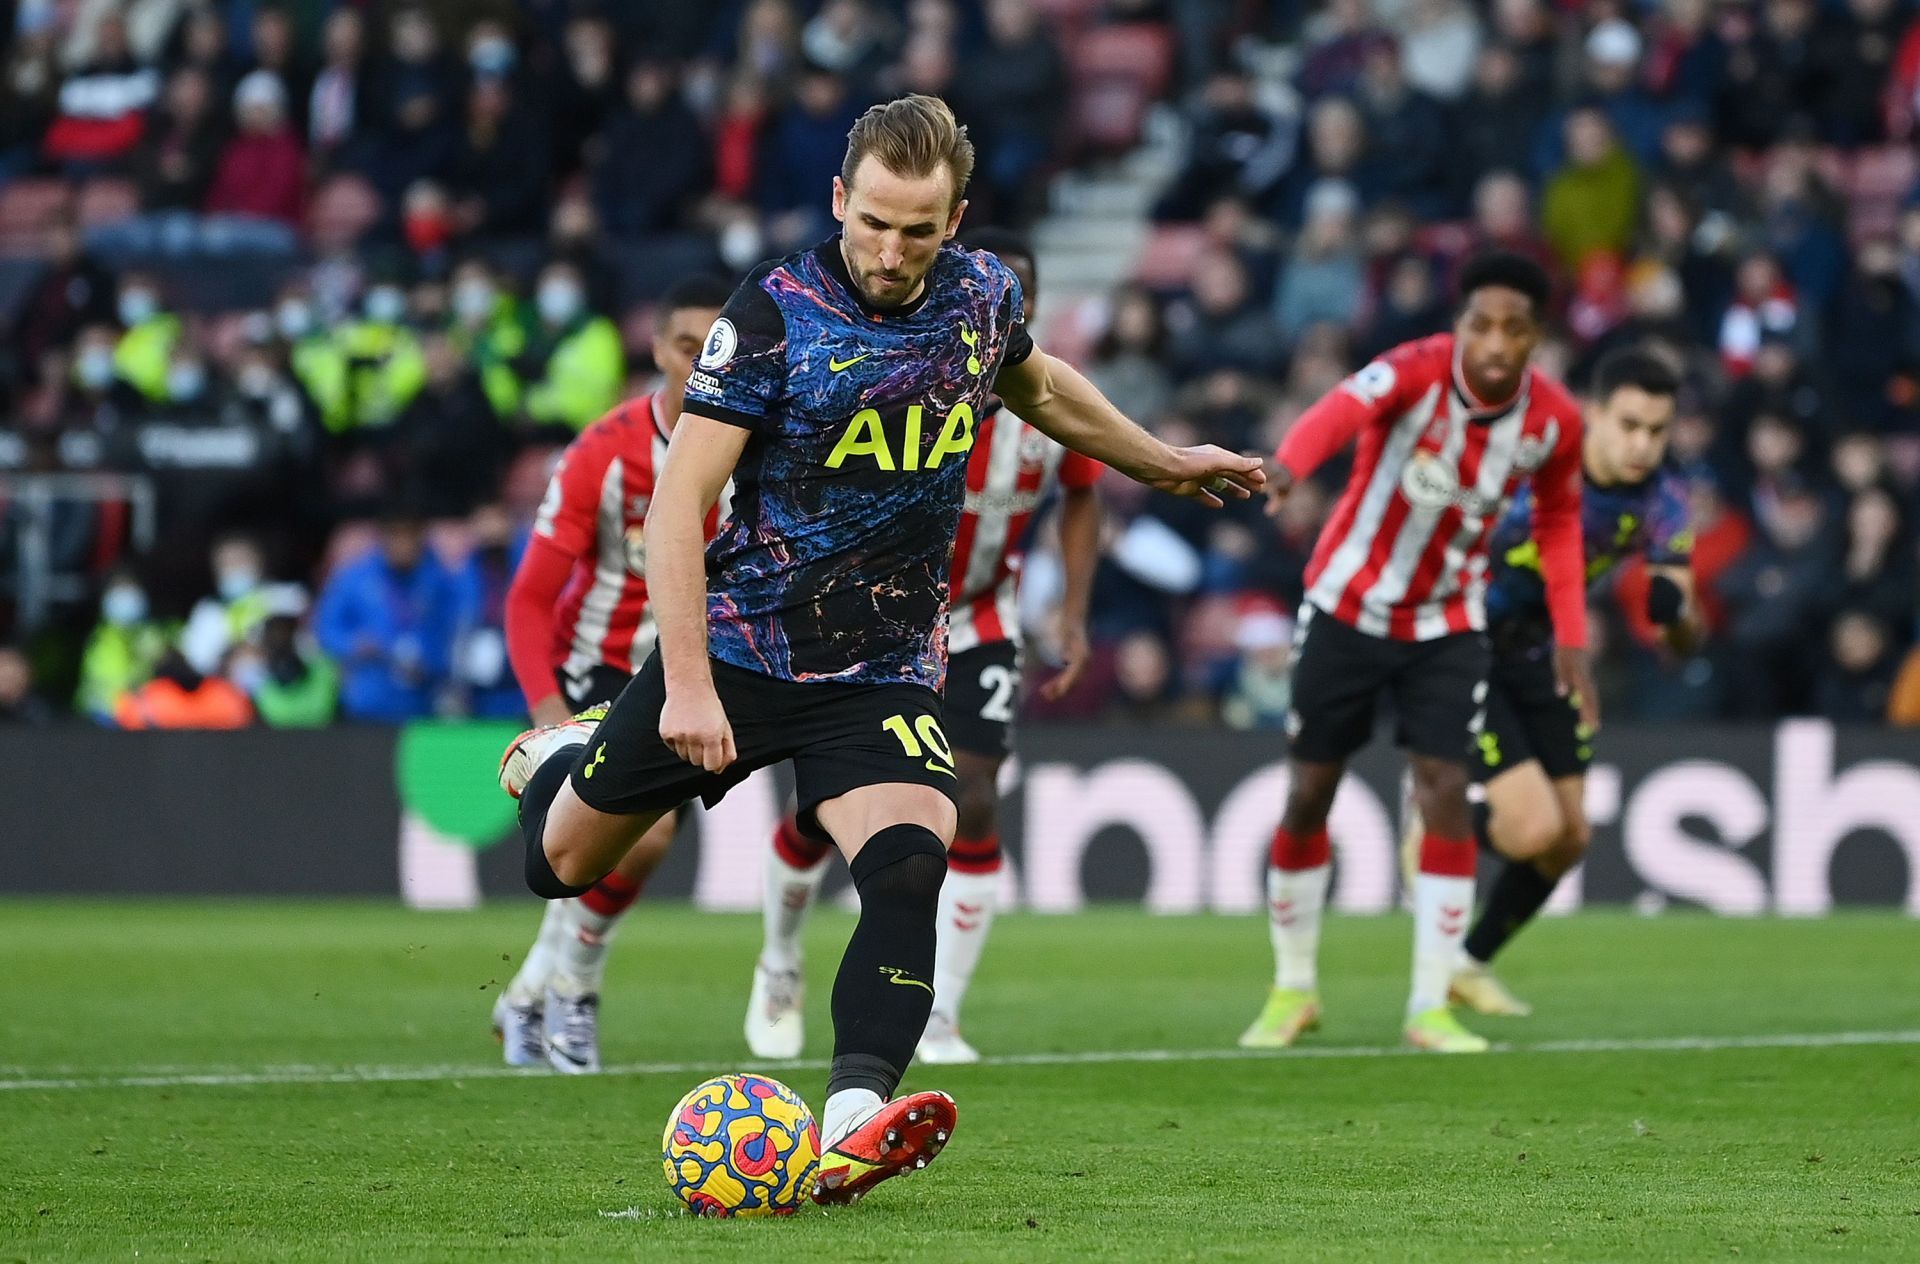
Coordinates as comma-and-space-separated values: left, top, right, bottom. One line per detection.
964, 226, 1035, 284
1592, 345, 1681, 402
660, 274, 734, 316
1457, 251, 1552, 319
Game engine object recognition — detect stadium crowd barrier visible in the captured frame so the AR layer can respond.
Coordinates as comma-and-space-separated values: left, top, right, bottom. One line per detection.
9, 719, 1916, 913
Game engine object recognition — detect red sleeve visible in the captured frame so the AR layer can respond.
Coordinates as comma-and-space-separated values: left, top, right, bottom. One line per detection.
531, 430, 611, 556
1058, 449, 1103, 489
1530, 409, 1589, 649
1275, 352, 1410, 482
506, 533, 577, 709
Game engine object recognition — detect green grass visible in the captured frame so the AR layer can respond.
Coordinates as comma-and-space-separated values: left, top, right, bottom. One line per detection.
2, 903, 1918, 1262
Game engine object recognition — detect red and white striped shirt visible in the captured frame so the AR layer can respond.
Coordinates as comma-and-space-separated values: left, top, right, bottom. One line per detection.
1276, 334, 1587, 645
947, 409, 1103, 655
505, 393, 725, 707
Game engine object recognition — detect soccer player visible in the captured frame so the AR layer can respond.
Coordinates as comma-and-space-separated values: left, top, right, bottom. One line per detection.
1446, 347, 1695, 1016
496, 94, 1261, 1203
743, 226, 1102, 1067
1239, 252, 1594, 1055
490, 275, 731, 1073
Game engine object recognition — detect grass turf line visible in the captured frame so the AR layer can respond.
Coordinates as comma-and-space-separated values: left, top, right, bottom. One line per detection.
1, 902, 1916, 1262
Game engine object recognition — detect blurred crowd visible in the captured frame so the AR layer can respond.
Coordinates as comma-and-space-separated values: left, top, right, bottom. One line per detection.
4, 0, 1920, 729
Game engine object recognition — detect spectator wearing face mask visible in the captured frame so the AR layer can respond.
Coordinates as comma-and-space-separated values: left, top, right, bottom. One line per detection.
77, 572, 171, 721
444, 257, 530, 419
180, 534, 270, 676
63, 323, 148, 426
308, 280, 428, 433
111, 273, 184, 404
516, 261, 622, 433
228, 583, 338, 728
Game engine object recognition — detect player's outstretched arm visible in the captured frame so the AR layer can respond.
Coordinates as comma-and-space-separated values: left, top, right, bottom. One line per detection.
1532, 424, 1599, 731
646, 413, 749, 773
1040, 482, 1100, 700
995, 350, 1263, 507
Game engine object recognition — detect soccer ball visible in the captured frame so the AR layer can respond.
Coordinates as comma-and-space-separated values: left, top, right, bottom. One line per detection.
662, 1073, 821, 1217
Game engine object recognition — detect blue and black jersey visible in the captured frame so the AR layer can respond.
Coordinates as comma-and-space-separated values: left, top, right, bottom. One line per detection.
685, 236, 1033, 690
1484, 463, 1693, 638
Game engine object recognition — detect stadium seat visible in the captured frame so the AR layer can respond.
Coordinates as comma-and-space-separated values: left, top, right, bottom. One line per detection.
305, 174, 384, 252
1845, 144, 1919, 244
0, 178, 73, 254
1133, 224, 1209, 290
1068, 24, 1175, 157
76, 178, 140, 228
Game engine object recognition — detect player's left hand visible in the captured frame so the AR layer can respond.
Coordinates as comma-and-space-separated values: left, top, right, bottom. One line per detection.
1146, 446, 1266, 508
1553, 645, 1601, 733
1040, 619, 1090, 700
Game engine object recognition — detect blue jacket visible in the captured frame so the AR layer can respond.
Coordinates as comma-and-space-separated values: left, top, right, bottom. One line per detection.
314, 550, 458, 722
450, 539, 527, 720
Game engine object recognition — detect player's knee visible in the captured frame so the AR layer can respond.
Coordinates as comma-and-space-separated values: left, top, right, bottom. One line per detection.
848, 822, 947, 910
1498, 812, 1563, 863
1542, 817, 1591, 873
954, 780, 998, 842
544, 838, 604, 891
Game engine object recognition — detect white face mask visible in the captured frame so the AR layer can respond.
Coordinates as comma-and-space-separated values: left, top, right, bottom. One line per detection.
218, 567, 260, 602
76, 346, 116, 391
537, 279, 583, 325
119, 289, 157, 326
167, 362, 207, 402
103, 586, 147, 627
275, 300, 313, 340
238, 363, 277, 398
364, 286, 406, 324
453, 280, 495, 324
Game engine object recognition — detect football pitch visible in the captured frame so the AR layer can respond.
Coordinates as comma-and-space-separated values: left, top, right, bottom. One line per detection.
2, 902, 1916, 1262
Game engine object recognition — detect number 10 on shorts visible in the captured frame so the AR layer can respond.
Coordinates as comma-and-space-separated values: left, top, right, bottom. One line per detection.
882, 713, 957, 778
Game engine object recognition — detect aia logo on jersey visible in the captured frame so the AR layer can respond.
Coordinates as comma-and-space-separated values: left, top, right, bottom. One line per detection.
1402, 453, 1499, 518
825, 402, 976, 471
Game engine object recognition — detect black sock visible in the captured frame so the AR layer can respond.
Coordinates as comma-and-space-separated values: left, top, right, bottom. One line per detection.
826, 824, 948, 1100
1472, 801, 1494, 853
520, 745, 592, 899
1462, 860, 1557, 965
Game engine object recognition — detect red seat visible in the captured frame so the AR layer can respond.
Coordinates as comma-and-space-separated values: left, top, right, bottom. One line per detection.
0, 177, 73, 253
305, 174, 383, 252
1845, 143, 1919, 243
1068, 24, 1175, 157
1133, 223, 1209, 289
76, 177, 140, 228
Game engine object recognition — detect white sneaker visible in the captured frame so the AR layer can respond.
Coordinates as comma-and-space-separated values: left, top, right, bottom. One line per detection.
491, 993, 546, 1068
744, 958, 805, 1059
1449, 960, 1534, 1017
915, 1012, 980, 1065
497, 704, 609, 799
545, 989, 601, 1073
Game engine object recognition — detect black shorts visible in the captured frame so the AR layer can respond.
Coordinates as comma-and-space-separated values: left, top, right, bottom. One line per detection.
943, 641, 1021, 757
1286, 604, 1491, 764
556, 664, 631, 711
1476, 630, 1592, 780
569, 651, 960, 822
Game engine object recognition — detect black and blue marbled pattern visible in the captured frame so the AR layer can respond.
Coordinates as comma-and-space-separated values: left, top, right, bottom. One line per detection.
1484, 465, 1693, 627
688, 241, 1026, 689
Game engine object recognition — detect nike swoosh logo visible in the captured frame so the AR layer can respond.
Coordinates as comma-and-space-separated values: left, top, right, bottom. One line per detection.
829, 353, 871, 371
925, 760, 956, 778
880, 967, 933, 994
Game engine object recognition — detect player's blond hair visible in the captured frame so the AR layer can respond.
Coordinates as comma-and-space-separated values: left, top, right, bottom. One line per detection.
841, 95, 975, 208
